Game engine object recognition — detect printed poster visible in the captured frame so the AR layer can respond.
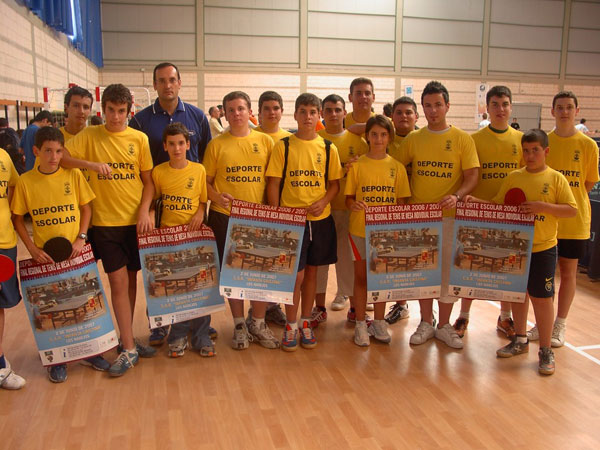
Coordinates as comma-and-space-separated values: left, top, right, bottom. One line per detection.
138, 224, 225, 329
219, 199, 306, 304
449, 202, 534, 302
19, 246, 118, 366
365, 204, 443, 302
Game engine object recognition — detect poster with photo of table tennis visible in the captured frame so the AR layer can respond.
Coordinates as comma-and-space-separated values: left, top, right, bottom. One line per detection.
365, 204, 443, 302
19, 246, 118, 366
219, 200, 306, 305
449, 202, 534, 303
138, 224, 225, 329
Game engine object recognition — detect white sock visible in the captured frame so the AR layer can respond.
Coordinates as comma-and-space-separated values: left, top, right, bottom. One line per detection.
516, 335, 528, 344
252, 317, 265, 327
233, 317, 245, 326
555, 317, 566, 325
500, 310, 511, 321
459, 311, 470, 320
287, 321, 298, 330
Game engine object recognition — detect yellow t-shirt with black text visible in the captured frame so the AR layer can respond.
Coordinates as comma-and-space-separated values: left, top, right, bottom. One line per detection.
11, 167, 95, 248
389, 133, 413, 178
471, 126, 523, 201
266, 134, 344, 221
318, 129, 368, 210
0, 149, 19, 248
492, 167, 577, 252
345, 154, 411, 237
65, 125, 153, 227
255, 126, 291, 143
152, 161, 207, 227
202, 130, 274, 216
398, 126, 479, 217
547, 131, 600, 240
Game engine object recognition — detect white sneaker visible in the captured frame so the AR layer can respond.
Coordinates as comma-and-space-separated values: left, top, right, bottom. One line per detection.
231, 322, 252, 350
551, 321, 566, 348
354, 321, 370, 347
331, 295, 348, 311
1, 370, 26, 390
409, 321, 435, 345
527, 325, 539, 341
366, 303, 375, 311
248, 320, 280, 349
368, 320, 392, 343
435, 324, 464, 349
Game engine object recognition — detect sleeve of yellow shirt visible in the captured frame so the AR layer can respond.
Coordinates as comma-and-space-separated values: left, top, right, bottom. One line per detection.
151, 167, 162, 199
64, 128, 87, 160
460, 134, 480, 170
327, 143, 344, 181
265, 140, 285, 178
586, 140, 600, 183
397, 137, 413, 167
556, 173, 578, 210
75, 170, 96, 205
202, 141, 218, 178
395, 162, 411, 199
344, 163, 358, 196
10, 178, 29, 216
198, 164, 208, 204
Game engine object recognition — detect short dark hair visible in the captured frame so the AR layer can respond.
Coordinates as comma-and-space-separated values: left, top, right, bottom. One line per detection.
486, 85, 512, 104
33, 110, 53, 123
0, 118, 8, 127
223, 91, 251, 110
258, 91, 283, 111
349, 77, 374, 95
162, 122, 190, 143
580, 118, 587, 124
383, 103, 393, 117
421, 81, 449, 104
34, 126, 64, 148
522, 129, 548, 148
90, 115, 103, 125
295, 93, 321, 112
552, 90, 578, 108
64, 86, 93, 107
365, 114, 394, 141
392, 96, 418, 114
208, 106, 217, 115
153, 62, 180, 83
101, 84, 133, 113
322, 94, 345, 108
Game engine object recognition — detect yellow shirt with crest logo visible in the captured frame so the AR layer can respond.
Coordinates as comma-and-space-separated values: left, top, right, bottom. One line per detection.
255, 126, 291, 143
0, 149, 19, 248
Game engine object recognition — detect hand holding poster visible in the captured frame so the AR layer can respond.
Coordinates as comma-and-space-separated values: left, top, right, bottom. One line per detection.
449, 202, 535, 302
219, 199, 306, 304
19, 246, 118, 366
138, 224, 225, 329
365, 203, 443, 302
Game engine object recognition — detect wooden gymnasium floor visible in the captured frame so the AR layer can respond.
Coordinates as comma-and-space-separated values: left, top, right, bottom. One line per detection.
2, 230, 600, 449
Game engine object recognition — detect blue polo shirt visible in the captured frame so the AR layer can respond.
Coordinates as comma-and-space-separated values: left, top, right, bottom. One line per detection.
20, 124, 39, 172
129, 98, 211, 165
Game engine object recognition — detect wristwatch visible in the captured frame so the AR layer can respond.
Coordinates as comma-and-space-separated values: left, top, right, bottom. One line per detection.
454, 193, 462, 201
78, 232, 88, 241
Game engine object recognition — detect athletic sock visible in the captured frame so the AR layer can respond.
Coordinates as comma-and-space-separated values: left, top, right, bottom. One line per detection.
233, 317, 245, 326
500, 310, 512, 321
516, 335, 528, 344
555, 317, 566, 325
287, 321, 298, 330
459, 311, 470, 320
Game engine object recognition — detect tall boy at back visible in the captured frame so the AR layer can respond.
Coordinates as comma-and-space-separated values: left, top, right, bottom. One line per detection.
266, 93, 343, 351
255, 91, 292, 142
203, 91, 278, 350
345, 78, 376, 137
61, 84, 156, 377
528, 91, 599, 347
11, 127, 97, 383
152, 122, 214, 357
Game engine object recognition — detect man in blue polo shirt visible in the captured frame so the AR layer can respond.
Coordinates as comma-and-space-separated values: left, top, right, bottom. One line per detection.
130, 62, 211, 165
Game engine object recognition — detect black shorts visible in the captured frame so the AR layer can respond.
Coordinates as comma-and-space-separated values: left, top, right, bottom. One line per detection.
527, 246, 557, 298
0, 246, 21, 308
298, 215, 337, 271
90, 225, 141, 273
206, 209, 229, 268
557, 238, 587, 259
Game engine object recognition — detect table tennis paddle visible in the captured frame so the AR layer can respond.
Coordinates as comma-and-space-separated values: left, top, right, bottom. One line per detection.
504, 187, 526, 206
43, 237, 72, 263
0, 255, 15, 282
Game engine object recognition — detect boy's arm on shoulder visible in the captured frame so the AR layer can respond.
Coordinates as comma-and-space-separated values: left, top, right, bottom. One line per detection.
60, 147, 112, 176
266, 177, 281, 207
347, 123, 366, 136
137, 170, 155, 234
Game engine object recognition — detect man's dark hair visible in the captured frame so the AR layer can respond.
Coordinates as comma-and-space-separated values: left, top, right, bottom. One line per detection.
349, 77, 374, 95
90, 116, 103, 125
101, 84, 133, 114
295, 93, 321, 112
421, 81, 449, 105
33, 110, 53, 123
392, 96, 418, 114
258, 91, 283, 111
64, 86, 93, 107
162, 122, 190, 143
153, 62, 181, 83
552, 91, 578, 108
34, 126, 64, 149
521, 129, 548, 148
322, 94, 345, 108
486, 85, 512, 104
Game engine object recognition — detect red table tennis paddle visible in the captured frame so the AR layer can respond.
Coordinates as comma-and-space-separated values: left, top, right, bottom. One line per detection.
0, 255, 15, 282
43, 237, 72, 263
504, 187, 526, 206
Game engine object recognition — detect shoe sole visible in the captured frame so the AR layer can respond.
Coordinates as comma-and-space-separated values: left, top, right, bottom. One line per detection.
330, 304, 346, 311
409, 336, 433, 345
231, 343, 249, 350
435, 336, 463, 349
539, 367, 555, 375
551, 340, 564, 348
169, 351, 185, 358
79, 360, 109, 372
255, 340, 281, 349
199, 348, 216, 357
497, 349, 528, 358
282, 344, 298, 352
354, 340, 370, 347
300, 342, 317, 349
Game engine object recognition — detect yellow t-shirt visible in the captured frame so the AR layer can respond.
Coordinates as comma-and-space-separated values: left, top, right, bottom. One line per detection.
389, 133, 413, 178
547, 131, 600, 239
492, 167, 577, 252
0, 149, 19, 248
345, 111, 375, 129
255, 126, 292, 143
266, 134, 344, 221
11, 167, 95, 248
202, 130, 274, 216
345, 154, 411, 237
59, 127, 76, 142
471, 126, 523, 201
398, 127, 479, 217
318, 129, 368, 210
65, 125, 153, 227
152, 161, 208, 227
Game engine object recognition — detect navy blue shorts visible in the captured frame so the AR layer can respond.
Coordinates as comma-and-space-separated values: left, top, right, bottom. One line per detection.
297, 215, 337, 271
527, 246, 557, 299
0, 246, 22, 308
557, 238, 587, 259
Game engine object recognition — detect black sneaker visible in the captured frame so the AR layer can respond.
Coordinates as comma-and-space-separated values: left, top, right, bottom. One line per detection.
385, 303, 409, 324
496, 337, 529, 358
538, 347, 555, 375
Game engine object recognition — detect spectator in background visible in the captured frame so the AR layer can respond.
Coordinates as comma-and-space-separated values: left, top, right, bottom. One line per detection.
478, 112, 491, 129
511, 117, 521, 130
0, 118, 24, 174
208, 106, 224, 138
575, 118, 590, 135
383, 102, 393, 118
19, 110, 52, 171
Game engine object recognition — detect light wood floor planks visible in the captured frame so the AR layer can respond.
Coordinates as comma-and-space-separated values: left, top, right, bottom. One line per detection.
2, 234, 600, 449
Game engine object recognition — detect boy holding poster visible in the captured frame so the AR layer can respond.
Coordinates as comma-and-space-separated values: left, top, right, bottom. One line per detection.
203, 91, 279, 350
152, 122, 214, 357
11, 126, 102, 383
465, 129, 577, 375
345, 115, 410, 346
266, 93, 344, 351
